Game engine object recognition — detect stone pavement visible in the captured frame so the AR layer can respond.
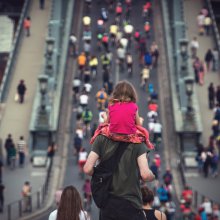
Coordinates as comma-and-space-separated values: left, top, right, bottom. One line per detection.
184, 0, 220, 204
0, 0, 51, 218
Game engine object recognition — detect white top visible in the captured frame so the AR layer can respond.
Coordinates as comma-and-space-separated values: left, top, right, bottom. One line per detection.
99, 111, 106, 124
147, 111, 158, 120
73, 78, 81, 87
197, 14, 205, 26
117, 47, 126, 59
148, 122, 155, 131
84, 83, 92, 93
79, 94, 89, 105
190, 40, 199, 49
48, 209, 89, 220
76, 128, 83, 139
70, 35, 77, 44
79, 152, 88, 161
202, 201, 212, 214
153, 122, 162, 133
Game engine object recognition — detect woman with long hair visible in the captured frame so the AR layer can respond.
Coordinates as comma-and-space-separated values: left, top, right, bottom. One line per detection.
141, 186, 167, 220
49, 185, 89, 220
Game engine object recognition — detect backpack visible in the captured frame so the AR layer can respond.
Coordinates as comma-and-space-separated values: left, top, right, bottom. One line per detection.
144, 53, 152, 65
91, 142, 129, 208
99, 92, 105, 99
102, 35, 108, 43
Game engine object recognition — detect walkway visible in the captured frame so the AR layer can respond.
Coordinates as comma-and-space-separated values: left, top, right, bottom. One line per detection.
0, 0, 51, 218
184, 0, 220, 204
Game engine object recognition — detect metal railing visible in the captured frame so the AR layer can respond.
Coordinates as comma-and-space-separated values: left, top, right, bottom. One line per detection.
204, 0, 220, 54
6, 159, 52, 220
0, 0, 31, 102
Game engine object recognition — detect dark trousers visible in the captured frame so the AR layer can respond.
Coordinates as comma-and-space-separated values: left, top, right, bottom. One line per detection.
19, 152, 25, 167
100, 196, 146, 220
0, 195, 4, 212
39, 0, 45, 9
19, 94, 24, 103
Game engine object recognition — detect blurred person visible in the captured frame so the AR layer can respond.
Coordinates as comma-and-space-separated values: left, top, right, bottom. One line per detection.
190, 37, 199, 58
79, 90, 89, 109
198, 61, 206, 86
216, 86, 220, 105
208, 82, 215, 109
157, 185, 169, 204
204, 49, 213, 72
48, 185, 90, 220
96, 88, 108, 110
141, 186, 167, 220
4, 134, 13, 166
83, 82, 92, 94
150, 41, 159, 67
212, 48, 219, 72
204, 15, 212, 35
0, 181, 5, 213
181, 185, 193, 205
23, 16, 31, 37
82, 179, 92, 211
17, 136, 27, 167
89, 55, 98, 80
140, 66, 150, 90
83, 67, 91, 84
197, 12, 205, 35
163, 168, 173, 187
81, 107, 93, 136
0, 158, 3, 183
77, 53, 87, 76
47, 141, 56, 160
165, 199, 176, 220
39, 0, 45, 9
211, 150, 219, 178
69, 34, 77, 56
193, 57, 201, 84
201, 198, 212, 217
22, 181, 31, 212
72, 76, 81, 103
17, 80, 27, 104
78, 148, 88, 177
9, 141, 16, 170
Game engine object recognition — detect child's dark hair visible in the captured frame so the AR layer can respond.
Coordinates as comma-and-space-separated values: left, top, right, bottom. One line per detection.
110, 80, 137, 103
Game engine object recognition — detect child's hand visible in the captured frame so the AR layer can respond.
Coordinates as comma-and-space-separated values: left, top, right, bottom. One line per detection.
139, 117, 144, 125
101, 112, 108, 122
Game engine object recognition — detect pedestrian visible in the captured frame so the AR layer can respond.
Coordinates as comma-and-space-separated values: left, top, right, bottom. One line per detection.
83, 67, 91, 84
150, 42, 159, 67
4, 134, 13, 166
0, 158, 3, 182
144, 21, 151, 38
198, 61, 206, 86
163, 168, 173, 187
102, 68, 109, 87
17, 80, 27, 103
89, 55, 98, 79
17, 136, 27, 167
101, 54, 110, 70
22, 181, 31, 212
0, 181, 5, 213
48, 185, 90, 220
216, 86, 220, 106
109, 23, 118, 46
203, 151, 212, 178
102, 33, 109, 52
77, 52, 86, 77
39, 0, 45, 9
204, 49, 213, 72
197, 12, 205, 35
212, 48, 219, 72
193, 57, 201, 83
190, 37, 199, 58
83, 40, 91, 57
141, 186, 167, 220
140, 66, 150, 89
211, 150, 219, 178
208, 82, 215, 109
23, 16, 31, 37
117, 45, 126, 72
47, 142, 56, 160
204, 15, 212, 35
69, 33, 77, 56
157, 185, 169, 204
72, 76, 81, 103
79, 90, 89, 109
201, 198, 213, 217
84, 81, 155, 220
9, 141, 16, 170
144, 51, 153, 68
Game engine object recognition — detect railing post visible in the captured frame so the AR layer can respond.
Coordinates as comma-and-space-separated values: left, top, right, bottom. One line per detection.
19, 200, 22, 217
37, 191, 40, 208
194, 190, 198, 208
7, 204, 11, 220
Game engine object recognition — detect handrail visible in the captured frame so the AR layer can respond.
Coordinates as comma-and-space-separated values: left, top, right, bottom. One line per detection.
204, 0, 220, 54
0, 0, 31, 102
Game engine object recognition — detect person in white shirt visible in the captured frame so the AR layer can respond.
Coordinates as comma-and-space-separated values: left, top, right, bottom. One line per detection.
83, 83, 92, 94
190, 37, 199, 58
201, 198, 212, 216
147, 111, 158, 122
79, 91, 89, 108
152, 120, 162, 143
48, 185, 90, 220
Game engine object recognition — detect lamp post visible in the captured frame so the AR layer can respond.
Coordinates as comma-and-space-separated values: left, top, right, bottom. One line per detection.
37, 74, 49, 129
184, 76, 195, 130
45, 37, 55, 76
179, 39, 189, 78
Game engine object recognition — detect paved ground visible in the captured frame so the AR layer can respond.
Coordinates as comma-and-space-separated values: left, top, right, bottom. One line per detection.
0, 0, 51, 219
184, 0, 220, 204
